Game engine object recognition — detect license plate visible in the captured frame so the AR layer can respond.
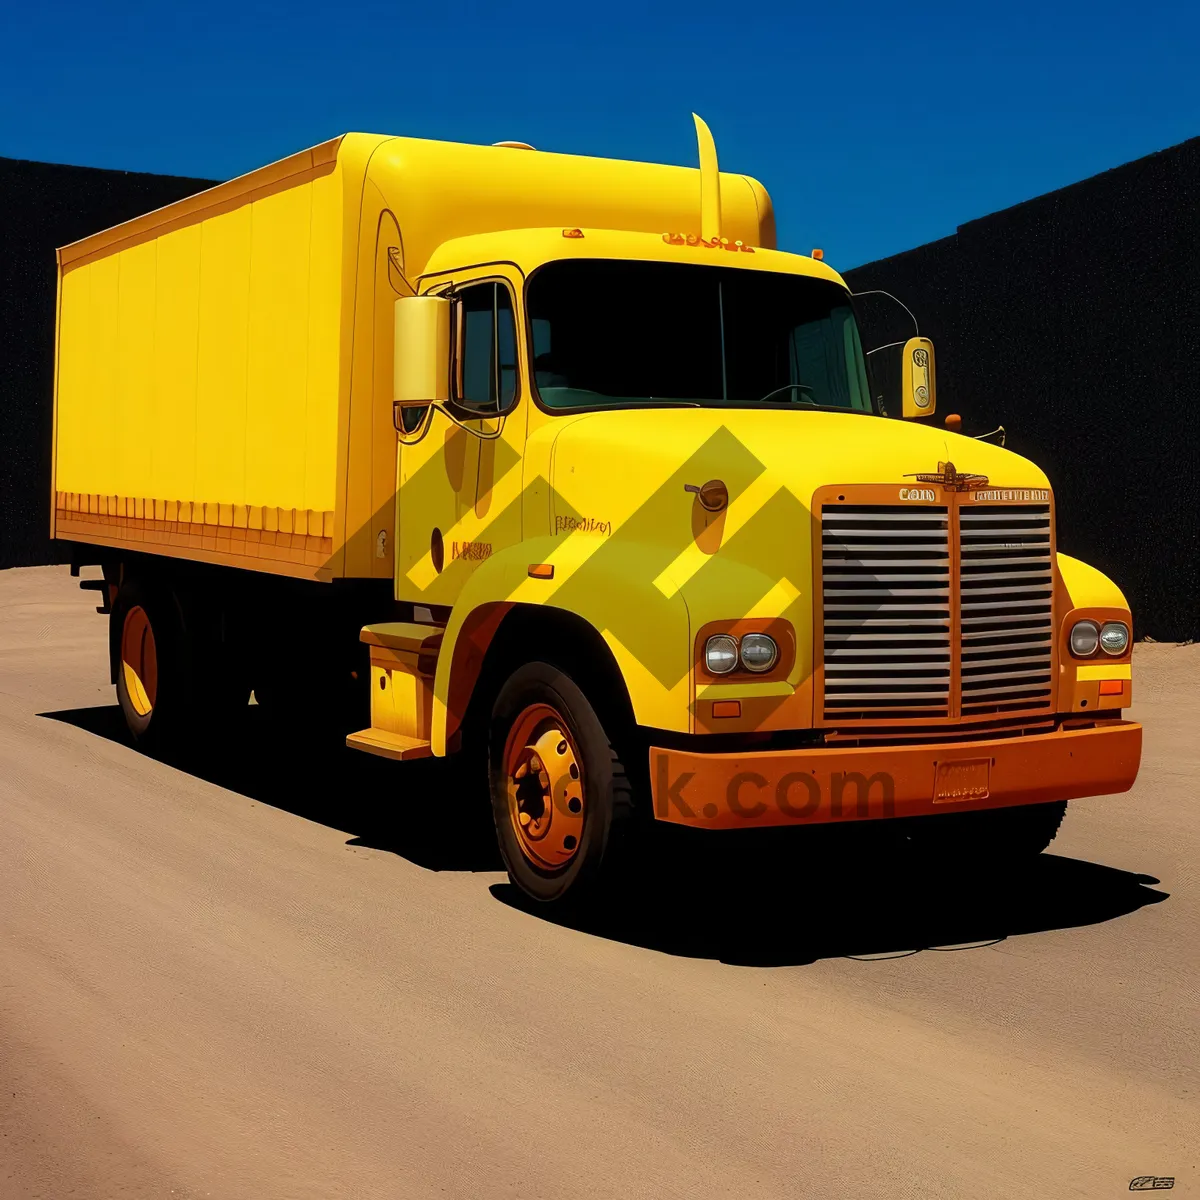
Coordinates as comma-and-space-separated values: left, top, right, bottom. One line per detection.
933, 758, 991, 804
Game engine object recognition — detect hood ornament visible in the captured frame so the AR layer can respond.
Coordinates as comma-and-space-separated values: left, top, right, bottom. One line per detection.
905, 461, 989, 491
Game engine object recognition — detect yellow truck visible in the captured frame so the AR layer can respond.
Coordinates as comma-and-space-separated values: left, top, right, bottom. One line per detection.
52, 118, 1142, 904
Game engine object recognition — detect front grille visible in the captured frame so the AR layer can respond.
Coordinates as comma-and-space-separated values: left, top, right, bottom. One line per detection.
820, 498, 1055, 724
821, 506, 952, 720
958, 504, 1054, 713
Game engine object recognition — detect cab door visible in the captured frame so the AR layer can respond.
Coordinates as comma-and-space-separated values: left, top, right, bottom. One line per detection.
395, 270, 527, 609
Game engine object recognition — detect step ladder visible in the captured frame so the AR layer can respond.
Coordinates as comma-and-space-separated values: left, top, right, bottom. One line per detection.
345, 622, 443, 761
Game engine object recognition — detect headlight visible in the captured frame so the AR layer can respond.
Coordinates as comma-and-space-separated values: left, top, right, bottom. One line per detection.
1069, 620, 1100, 657
704, 634, 739, 675
739, 633, 779, 673
1100, 621, 1130, 656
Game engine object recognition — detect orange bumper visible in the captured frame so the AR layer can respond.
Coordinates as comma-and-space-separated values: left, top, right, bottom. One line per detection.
649, 721, 1142, 829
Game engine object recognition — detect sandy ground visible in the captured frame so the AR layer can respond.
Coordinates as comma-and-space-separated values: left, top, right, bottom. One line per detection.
0, 564, 1195, 1199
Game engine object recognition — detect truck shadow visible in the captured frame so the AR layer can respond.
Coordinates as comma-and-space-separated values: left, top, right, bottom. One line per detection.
43, 704, 1169, 967
492, 832, 1170, 966
40, 703, 504, 874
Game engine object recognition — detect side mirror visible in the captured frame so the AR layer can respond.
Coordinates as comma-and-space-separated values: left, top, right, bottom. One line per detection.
901, 336, 936, 420
393, 296, 452, 430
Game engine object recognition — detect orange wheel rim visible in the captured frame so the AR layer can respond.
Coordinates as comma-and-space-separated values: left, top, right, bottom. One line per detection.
120, 605, 158, 717
503, 703, 585, 870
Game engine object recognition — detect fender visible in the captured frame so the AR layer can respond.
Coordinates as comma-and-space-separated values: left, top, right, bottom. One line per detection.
430, 534, 692, 755
1056, 552, 1130, 611
1054, 553, 1134, 711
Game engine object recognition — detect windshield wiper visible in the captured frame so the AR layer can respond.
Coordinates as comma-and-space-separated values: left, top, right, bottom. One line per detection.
755, 383, 815, 404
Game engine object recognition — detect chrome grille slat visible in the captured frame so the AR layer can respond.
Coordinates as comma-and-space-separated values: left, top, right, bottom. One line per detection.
962, 585, 1052, 598
962, 654, 1052, 670
961, 668, 1052, 685
825, 622, 950, 632
958, 556, 1053, 567
825, 589, 951, 600
961, 614, 1053, 626
824, 690, 951, 700
828, 668, 952, 678
961, 569, 1052, 583
824, 604, 950, 612
825, 572, 950, 582
961, 597, 1053, 611
960, 519, 1050, 528
822, 505, 951, 720
823, 512, 948, 523
960, 637, 1052, 650
961, 681, 1053, 697
823, 543, 951, 553
826, 648, 951, 658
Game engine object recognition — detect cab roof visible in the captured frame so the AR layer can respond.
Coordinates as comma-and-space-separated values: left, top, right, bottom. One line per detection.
420, 227, 848, 289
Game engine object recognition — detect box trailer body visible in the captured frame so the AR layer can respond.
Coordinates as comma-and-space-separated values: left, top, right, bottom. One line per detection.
50, 123, 1142, 907
52, 133, 773, 583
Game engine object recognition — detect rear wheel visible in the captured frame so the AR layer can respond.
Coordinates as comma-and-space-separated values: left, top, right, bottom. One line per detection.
114, 575, 253, 752
488, 662, 634, 906
119, 604, 158, 725
113, 580, 188, 752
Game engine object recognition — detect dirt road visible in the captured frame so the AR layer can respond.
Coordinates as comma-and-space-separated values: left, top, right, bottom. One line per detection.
1, 565, 1195, 1199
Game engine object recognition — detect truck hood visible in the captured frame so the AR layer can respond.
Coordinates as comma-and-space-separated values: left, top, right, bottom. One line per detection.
546, 405, 1049, 532
543, 405, 1052, 620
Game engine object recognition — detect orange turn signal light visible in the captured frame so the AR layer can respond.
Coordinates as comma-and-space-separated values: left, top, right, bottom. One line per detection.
711, 700, 741, 719
1098, 680, 1124, 696
528, 563, 554, 579
562, 228, 584, 239
812, 248, 824, 261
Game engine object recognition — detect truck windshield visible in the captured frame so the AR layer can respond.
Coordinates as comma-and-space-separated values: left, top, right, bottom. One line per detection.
526, 259, 873, 414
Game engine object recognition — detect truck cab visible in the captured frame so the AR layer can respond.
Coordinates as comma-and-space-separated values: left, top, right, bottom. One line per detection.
361, 202, 1140, 903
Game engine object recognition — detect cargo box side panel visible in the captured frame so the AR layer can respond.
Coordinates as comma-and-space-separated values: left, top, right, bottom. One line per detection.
54, 157, 349, 579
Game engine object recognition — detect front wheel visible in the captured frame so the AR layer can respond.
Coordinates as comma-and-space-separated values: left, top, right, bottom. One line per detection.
905, 800, 1068, 869
488, 662, 635, 906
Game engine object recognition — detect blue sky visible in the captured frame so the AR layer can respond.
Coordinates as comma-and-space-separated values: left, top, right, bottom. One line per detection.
2, 0, 1197, 268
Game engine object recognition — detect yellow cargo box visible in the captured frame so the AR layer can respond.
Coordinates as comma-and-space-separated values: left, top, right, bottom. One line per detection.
52, 131, 775, 581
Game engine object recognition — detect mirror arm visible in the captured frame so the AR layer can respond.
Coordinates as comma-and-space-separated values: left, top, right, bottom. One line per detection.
386, 247, 419, 297
393, 402, 436, 444
440, 404, 508, 441
850, 289, 919, 337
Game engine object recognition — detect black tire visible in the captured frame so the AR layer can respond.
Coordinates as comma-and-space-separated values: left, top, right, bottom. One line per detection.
906, 800, 1068, 869
488, 662, 635, 906
112, 578, 191, 753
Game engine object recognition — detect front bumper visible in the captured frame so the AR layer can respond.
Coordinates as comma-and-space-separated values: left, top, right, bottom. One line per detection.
649, 721, 1142, 829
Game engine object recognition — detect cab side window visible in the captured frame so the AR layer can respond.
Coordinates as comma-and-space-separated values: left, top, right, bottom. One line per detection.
458, 282, 518, 413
